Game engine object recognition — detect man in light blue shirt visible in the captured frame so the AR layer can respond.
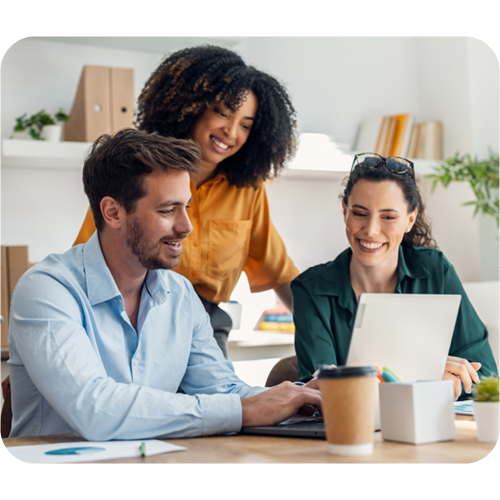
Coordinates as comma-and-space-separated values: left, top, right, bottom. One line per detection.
8, 129, 321, 440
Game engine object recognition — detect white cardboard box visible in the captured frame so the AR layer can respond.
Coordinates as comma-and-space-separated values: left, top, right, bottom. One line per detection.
379, 380, 456, 444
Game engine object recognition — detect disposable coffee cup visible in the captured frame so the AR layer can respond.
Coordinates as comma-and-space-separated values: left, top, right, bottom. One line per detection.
318, 365, 377, 455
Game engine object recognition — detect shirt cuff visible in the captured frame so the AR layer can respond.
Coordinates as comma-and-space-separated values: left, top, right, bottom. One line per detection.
200, 393, 243, 436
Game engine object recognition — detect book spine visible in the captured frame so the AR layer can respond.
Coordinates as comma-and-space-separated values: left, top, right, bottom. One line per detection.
260, 322, 295, 332
264, 314, 294, 323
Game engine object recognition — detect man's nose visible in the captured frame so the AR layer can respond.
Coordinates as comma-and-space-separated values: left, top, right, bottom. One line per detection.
176, 210, 193, 236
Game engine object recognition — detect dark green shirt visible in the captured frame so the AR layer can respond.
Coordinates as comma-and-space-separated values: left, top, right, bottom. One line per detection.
291, 245, 497, 399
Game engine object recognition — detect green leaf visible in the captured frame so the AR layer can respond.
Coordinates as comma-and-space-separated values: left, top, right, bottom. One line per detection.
12, 108, 69, 136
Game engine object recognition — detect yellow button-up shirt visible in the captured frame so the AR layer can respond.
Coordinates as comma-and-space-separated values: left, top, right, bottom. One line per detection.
74, 173, 298, 304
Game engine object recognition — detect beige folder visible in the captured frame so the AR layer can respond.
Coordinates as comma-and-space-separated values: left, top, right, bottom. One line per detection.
65, 65, 135, 143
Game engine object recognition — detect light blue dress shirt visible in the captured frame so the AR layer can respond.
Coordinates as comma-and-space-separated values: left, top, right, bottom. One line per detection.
8, 232, 265, 440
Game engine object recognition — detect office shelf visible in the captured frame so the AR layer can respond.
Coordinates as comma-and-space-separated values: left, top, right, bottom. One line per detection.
1, 139, 92, 169
282, 155, 439, 180
2, 139, 440, 178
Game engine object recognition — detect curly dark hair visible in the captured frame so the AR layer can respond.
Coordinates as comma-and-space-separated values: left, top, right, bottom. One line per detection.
340, 163, 438, 248
136, 45, 297, 188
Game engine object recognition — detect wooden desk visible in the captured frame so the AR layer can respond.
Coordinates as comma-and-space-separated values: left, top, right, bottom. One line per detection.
2, 417, 494, 464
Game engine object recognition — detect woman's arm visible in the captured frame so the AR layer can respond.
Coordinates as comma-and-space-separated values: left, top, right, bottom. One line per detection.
442, 259, 498, 399
274, 281, 293, 312
291, 279, 339, 382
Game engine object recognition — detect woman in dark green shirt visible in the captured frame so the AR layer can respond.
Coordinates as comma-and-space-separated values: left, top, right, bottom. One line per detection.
292, 153, 497, 400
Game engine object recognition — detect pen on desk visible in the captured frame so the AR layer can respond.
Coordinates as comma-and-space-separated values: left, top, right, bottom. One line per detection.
141, 441, 146, 457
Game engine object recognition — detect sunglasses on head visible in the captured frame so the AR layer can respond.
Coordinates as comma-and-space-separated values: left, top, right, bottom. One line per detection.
352, 153, 415, 180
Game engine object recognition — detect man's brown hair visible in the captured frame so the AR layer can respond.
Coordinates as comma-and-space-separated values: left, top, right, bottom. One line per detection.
83, 128, 201, 231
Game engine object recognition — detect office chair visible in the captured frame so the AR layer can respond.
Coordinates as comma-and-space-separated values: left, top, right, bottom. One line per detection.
265, 355, 298, 387
1, 379, 12, 438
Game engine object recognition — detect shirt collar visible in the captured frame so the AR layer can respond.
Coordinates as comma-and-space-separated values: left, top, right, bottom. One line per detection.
313, 245, 432, 304
83, 231, 170, 306
191, 172, 227, 191
396, 245, 431, 288
313, 248, 355, 310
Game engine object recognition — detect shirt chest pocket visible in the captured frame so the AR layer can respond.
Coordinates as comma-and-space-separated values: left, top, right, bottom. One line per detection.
207, 220, 252, 279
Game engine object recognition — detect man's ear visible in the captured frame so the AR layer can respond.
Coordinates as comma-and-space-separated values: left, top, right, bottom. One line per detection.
342, 202, 347, 222
100, 197, 124, 230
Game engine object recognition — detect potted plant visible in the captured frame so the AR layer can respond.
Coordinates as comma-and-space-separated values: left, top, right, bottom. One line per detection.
11, 108, 69, 141
470, 374, 499, 443
427, 151, 499, 227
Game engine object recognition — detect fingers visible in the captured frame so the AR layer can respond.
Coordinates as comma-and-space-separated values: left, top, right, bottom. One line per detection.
444, 356, 481, 395
443, 372, 462, 400
289, 382, 322, 413
241, 381, 322, 427
297, 404, 318, 416
304, 377, 320, 391
313, 364, 337, 378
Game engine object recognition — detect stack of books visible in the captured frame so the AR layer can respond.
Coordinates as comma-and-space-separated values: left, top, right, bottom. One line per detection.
259, 304, 295, 332
354, 114, 442, 160
406, 120, 442, 160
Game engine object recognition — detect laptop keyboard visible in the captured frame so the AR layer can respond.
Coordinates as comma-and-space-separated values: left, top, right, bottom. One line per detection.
277, 419, 325, 430
276, 416, 324, 428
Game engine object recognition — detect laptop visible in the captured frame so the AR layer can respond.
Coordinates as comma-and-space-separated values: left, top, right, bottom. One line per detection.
240, 293, 462, 439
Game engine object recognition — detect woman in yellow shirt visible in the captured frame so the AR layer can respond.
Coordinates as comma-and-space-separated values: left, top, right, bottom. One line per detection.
74, 45, 299, 356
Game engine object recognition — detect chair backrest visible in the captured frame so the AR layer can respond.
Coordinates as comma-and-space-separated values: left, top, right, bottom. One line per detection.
463, 281, 499, 368
265, 355, 298, 387
1, 385, 12, 438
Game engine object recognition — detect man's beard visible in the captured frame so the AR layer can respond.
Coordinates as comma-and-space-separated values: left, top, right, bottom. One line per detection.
126, 217, 183, 270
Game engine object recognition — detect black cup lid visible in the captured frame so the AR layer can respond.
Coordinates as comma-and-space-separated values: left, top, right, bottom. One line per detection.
317, 365, 377, 379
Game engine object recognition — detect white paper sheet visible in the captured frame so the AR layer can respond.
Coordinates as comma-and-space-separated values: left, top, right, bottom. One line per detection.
6, 439, 186, 463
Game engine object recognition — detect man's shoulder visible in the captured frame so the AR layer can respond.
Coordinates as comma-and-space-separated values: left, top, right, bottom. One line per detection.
21, 245, 85, 284
11, 246, 87, 311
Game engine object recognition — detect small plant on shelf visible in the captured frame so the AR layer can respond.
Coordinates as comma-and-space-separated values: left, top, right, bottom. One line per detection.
471, 374, 499, 402
11, 108, 69, 140
426, 150, 499, 227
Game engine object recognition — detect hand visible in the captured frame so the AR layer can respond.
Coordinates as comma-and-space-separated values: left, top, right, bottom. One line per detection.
297, 377, 322, 415
313, 363, 337, 378
2, 375, 10, 400
443, 356, 481, 400
241, 381, 322, 427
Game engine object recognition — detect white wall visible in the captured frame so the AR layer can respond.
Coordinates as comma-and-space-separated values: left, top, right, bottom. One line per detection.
243, 37, 498, 282
1, 38, 165, 261
466, 37, 500, 281
242, 37, 420, 145
1, 38, 165, 141
266, 176, 348, 273
415, 37, 474, 158
1, 37, 498, 282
